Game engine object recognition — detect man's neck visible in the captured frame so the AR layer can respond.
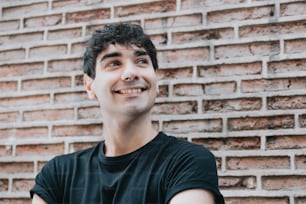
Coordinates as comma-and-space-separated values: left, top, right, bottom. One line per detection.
101, 113, 158, 157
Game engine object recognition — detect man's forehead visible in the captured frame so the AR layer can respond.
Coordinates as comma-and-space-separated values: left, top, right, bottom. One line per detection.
104, 44, 145, 53
97, 44, 147, 61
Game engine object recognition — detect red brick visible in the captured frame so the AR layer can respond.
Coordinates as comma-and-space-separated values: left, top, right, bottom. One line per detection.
266, 135, 306, 150
0, 145, 12, 156
228, 115, 294, 131
285, 38, 306, 54
198, 62, 262, 77
225, 197, 289, 204
219, 176, 256, 189
0, 111, 19, 123
0, 81, 18, 92
69, 142, 99, 152
48, 58, 82, 73
52, 124, 102, 137
296, 155, 306, 169
0, 94, 50, 108
0, 20, 20, 32
0, 127, 48, 139
12, 179, 35, 192
262, 176, 306, 190
241, 78, 306, 93
16, 143, 64, 156
66, 8, 110, 24
0, 198, 31, 204
24, 14, 62, 28
227, 156, 290, 170
0, 162, 34, 174
172, 28, 234, 44
268, 59, 306, 74
54, 91, 88, 104
23, 108, 74, 122
77, 106, 101, 120
240, 20, 306, 38
163, 119, 222, 134
75, 74, 84, 87
0, 49, 25, 62
216, 157, 222, 170
0, 32, 43, 46
208, 5, 274, 24
29, 45, 67, 59
181, 0, 246, 8
145, 14, 202, 30
0, 62, 44, 77
152, 101, 198, 114
296, 197, 306, 204
158, 47, 209, 63
203, 98, 262, 113
71, 42, 86, 55
215, 41, 280, 59
299, 114, 306, 128
193, 136, 260, 151
267, 95, 306, 110
156, 67, 193, 80
2, 2, 48, 18
21, 77, 71, 91
48, 27, 82, 41
149, 33, 168, 46
0, 179, 8, 191
280, 1, 306, 17
204, 82, 236, 95
173, 84, 204, 96
52, 0, 103, 9
157, 85, 169, 97
115, 0, 176, 17
38, 161, 47, 172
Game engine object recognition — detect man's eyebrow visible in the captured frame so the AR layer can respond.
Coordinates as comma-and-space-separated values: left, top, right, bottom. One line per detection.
100, 52, 122, 62
134, 50, 148, 57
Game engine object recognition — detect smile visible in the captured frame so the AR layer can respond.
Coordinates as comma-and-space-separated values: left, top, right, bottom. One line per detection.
117, 88, 145, 94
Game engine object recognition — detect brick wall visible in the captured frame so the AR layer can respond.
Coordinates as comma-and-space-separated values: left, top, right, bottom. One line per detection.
0, 0, 305, 203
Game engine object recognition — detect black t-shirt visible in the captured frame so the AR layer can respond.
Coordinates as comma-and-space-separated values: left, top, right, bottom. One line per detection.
30, 132, 224, 204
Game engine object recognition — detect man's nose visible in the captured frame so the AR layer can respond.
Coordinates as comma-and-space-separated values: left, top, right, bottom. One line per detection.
121, 62, 138, 81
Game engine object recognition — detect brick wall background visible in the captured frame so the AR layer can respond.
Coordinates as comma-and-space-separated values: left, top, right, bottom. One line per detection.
0, 0, 305, 203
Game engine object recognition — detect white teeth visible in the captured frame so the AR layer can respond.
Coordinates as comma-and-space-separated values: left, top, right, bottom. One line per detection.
119, 88, 142, 94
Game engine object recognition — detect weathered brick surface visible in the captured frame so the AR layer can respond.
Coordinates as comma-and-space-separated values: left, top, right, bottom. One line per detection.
266, 135, 306, 150
262, 176, 306, 190
24, 14, 63, 28
115, 0, 176, 17
1, 0, 305, 203
193, 136, 260, 151
227, 156, 290, 170
219, 176, 256, 189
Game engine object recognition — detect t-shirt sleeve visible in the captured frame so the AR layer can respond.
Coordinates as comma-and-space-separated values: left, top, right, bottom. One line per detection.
30, 157, 60, 203
164, 144, 224, 204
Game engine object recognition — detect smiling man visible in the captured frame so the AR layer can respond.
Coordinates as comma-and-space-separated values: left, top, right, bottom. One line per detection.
30, 23, 225, 204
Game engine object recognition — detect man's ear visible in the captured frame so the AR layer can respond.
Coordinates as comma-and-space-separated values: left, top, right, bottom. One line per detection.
83, 74, 96, 99
156, 83, 160, 95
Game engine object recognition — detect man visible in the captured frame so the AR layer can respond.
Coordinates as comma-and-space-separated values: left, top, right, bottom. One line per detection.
30, 23, 224, 204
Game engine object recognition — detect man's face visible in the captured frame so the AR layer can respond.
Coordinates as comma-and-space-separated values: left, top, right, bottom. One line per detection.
89, 43, 158, 117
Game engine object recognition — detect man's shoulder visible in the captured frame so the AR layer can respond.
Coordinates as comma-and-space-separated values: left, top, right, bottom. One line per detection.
50, 142, 102, 167
160, 132, 215, 160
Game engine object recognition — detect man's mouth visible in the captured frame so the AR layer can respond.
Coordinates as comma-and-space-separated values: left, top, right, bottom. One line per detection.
118, 88, 143, 94
115, 87, 147, 94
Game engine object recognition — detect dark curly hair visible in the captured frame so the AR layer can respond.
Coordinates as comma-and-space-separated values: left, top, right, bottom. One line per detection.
83, 23, 158, 79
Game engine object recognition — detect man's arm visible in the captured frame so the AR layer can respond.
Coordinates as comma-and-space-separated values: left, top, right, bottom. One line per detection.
169, 189, 215, 204
32, 193, 47, 204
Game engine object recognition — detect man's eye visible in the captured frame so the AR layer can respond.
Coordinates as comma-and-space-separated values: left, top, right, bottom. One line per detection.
107, 61, 120, 67
136, 58, 148, 64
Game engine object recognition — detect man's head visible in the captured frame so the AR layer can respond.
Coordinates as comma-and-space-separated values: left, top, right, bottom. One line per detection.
83, 23, 158, 79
